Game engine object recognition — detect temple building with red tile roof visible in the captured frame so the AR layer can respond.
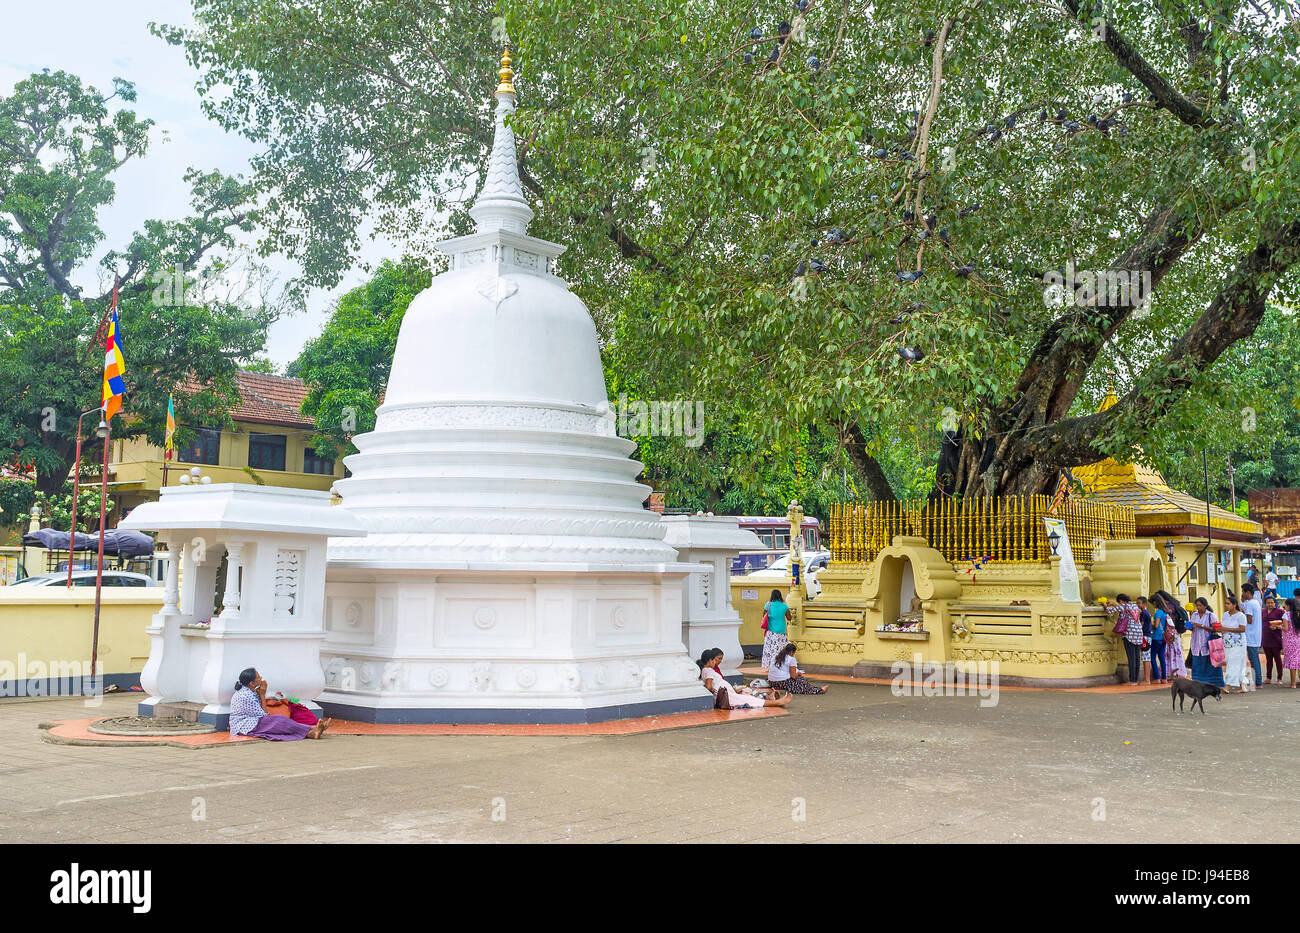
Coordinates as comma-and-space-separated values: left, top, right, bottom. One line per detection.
106, 370, 343, 520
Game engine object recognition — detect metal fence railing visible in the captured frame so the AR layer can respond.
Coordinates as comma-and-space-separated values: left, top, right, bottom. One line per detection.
827, 495, 1135, 567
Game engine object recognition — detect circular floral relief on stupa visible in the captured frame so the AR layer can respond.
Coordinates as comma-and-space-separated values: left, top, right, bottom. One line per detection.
345, 601, 363, 627
429, 667, 450, 688
515, 667, 537, 689
610, 606, 628, 629
473, 607, 498, 630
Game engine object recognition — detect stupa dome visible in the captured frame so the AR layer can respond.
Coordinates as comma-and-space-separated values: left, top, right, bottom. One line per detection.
330, 52, 673, 568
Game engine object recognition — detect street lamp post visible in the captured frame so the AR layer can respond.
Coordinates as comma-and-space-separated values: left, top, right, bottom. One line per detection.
66, 408, 110, 587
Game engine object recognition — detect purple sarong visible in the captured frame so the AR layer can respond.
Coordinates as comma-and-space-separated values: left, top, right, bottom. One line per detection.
246, 713, 312, 741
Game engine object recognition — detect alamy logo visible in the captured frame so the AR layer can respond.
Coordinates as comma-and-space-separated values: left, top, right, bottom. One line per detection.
49, 864, 151, 913
891, 653, 1000, 707
1043, 260, 1152, 311
614, 393, 705, 447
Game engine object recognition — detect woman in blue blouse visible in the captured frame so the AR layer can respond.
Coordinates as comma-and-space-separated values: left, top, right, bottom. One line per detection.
761, 589, 791, 672
228, 668, 330, 740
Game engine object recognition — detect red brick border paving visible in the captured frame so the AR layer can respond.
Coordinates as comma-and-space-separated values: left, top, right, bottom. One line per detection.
739, 665, 1168, 693
39, 706, 788, 749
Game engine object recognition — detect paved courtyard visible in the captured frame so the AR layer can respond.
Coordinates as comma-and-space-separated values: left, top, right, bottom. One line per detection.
3, 680, 1298, 843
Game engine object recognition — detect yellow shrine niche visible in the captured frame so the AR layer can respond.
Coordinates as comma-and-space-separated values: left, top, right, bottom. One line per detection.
732, 495, 1168, 686
730, 393, 1263, 685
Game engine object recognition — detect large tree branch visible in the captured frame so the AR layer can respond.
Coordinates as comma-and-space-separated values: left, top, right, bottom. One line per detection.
1022, 216, 1300, 465
913, 0, 984, 224
1062, 0, 1214, 128
519, 156, 667, 271
1011, 203, 1202, 421
846, 422, 897, 500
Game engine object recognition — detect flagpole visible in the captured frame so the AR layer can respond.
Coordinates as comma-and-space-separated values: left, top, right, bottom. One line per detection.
90, 413, 110, 696
90, 274, 120, 696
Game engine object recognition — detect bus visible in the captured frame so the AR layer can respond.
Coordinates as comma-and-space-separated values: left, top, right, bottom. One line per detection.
731, 516, 821, 574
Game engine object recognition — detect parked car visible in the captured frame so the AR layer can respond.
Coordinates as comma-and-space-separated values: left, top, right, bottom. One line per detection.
743, 551, 830, 600
9, 570, 159, 588
744, 551, 831, 579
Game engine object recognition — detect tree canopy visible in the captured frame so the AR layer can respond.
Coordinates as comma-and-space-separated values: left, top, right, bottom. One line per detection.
287, 257, 430, 456
0, 70, 277, 495
162, 0, 1300, 502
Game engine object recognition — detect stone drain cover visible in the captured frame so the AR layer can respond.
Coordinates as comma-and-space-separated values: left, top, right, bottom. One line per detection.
88, 716, 215, 736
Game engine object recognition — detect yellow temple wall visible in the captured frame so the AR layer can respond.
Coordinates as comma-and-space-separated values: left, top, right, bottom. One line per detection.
731, 535, 1192, 686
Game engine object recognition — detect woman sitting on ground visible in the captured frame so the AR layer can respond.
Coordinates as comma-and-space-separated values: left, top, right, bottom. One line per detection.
229, 668, 330, 740
768, 642, 828, 695
697, 649, 791, 708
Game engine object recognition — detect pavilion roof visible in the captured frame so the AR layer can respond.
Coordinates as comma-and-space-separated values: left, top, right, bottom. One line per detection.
1070, 389, 1262, 540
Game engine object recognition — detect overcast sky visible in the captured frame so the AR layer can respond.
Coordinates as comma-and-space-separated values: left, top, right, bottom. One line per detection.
1, 0, 398, 367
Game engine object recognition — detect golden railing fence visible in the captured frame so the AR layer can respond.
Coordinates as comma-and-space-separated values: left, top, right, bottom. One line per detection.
827, 495, 1135, 566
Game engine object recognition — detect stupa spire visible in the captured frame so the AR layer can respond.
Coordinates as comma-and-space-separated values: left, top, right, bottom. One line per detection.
469, 44, 534, 235
496, 45, 515, 95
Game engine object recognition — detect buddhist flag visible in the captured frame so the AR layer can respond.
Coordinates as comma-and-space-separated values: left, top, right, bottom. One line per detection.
1048, 472, 1071, 516
165, 394, 176, 460
101, 283, 126, 422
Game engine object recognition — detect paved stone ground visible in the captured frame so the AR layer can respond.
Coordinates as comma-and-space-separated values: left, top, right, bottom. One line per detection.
3, 682, 1298, 843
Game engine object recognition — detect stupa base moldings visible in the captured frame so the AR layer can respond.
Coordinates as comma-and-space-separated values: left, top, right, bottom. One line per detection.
316, 566, 713, 723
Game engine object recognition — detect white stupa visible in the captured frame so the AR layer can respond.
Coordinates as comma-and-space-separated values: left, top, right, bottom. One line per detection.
319, 48, 712, 723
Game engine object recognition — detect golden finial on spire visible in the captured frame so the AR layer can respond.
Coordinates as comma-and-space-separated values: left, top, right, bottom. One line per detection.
495, 45, 515, 95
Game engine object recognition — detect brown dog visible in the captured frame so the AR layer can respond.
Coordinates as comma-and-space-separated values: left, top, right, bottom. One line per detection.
1171, 676, 1222, 714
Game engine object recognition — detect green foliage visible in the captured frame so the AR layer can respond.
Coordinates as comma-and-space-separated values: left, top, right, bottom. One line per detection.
240, 356, 280, 375
153, 3, 501, 295
0, 70, 276, 494
0, 479, 35, 526
33, 482, 115, 535
288, 258, 430, 456
165, 1, 1300, 500
1147, 305, 1300, 507
504, 0, 1300, 491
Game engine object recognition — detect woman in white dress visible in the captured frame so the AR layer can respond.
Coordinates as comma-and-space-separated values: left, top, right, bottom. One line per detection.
697, 649, 791, 708
1220, 595, 1249, 693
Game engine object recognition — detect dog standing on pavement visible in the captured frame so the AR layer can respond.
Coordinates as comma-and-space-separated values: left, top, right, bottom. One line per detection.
1171, 676, 1222, 714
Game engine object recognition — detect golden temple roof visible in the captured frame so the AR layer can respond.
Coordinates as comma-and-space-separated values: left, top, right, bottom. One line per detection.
1070, 389, 1262, 539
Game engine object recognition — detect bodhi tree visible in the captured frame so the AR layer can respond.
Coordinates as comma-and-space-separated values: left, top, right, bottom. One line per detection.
0, 70, 277, 496
287, 257, 430, 457
162, 0, 1300, 500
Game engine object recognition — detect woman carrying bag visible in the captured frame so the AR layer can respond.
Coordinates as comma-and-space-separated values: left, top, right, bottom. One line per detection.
1114, 594, 1145, 684
760, 589, 790, 673
1188, 597, 1226, 688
